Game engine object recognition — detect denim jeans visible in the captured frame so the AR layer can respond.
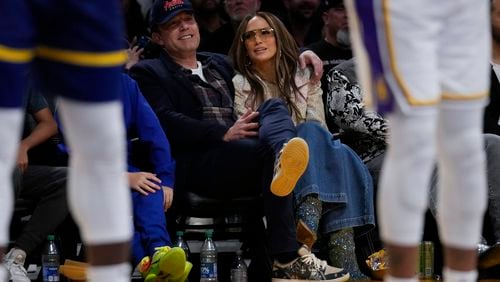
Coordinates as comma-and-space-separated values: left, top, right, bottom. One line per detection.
294, 121, 375, 233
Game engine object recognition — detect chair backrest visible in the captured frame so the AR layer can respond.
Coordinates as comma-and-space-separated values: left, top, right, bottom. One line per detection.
167, 190, 271, 282
168, 190, 263, 239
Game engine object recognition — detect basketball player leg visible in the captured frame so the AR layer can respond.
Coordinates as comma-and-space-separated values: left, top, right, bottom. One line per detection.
435, 1, 490, 280
0, 0, 35, 279
34, 0, 133, 280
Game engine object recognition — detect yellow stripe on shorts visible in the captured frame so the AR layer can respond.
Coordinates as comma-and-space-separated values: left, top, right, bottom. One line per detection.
35, 45, 127, 67
442, 91, 488, 101
0, 44, 35, 63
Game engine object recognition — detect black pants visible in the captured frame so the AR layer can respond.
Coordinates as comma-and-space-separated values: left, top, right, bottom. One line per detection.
12, 166, 68, 255
182, 99, 300, 255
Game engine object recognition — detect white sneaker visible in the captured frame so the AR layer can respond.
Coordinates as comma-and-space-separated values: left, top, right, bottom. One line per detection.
272, 245, 350, 281
4, 248, 30, 282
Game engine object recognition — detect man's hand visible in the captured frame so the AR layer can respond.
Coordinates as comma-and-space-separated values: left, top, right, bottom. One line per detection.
299, 50, 324, 83
223, 109, 259, 141
163, 186, 174, 211
128, 172, 161, 195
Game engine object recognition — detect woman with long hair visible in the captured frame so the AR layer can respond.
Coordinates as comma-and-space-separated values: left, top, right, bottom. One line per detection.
229, 11, 374, 280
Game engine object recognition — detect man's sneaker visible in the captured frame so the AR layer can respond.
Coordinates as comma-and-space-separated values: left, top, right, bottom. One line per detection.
168, 261, 192, 282
271, 137, 309, 197
272, 245, 350, 282
138, 246, 186, 282
4, 248, 30, 282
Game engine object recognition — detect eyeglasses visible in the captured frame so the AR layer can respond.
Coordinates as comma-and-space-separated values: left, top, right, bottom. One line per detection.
241, 27, 275, 42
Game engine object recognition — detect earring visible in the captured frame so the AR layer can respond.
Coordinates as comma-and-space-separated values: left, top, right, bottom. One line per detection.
245, 56, 252, 67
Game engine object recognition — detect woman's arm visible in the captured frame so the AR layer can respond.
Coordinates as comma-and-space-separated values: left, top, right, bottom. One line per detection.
305, 77, 328, 128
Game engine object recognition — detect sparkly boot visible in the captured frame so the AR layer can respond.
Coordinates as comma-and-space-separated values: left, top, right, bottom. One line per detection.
328, 228, 369, 280
296, 195, 322, 248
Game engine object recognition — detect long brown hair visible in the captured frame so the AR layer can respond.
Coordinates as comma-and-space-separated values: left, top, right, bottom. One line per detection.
229, 12, 303, 119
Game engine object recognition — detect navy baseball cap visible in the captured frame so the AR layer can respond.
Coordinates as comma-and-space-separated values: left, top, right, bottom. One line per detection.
150, 0, 194, 28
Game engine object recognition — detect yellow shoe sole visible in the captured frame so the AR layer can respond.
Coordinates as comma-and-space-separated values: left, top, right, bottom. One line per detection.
271, 137, 309, 197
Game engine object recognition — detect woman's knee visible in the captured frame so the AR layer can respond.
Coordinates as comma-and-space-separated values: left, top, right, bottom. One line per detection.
258, 98, 289, 115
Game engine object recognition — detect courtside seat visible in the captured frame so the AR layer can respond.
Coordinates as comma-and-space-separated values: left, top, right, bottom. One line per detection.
168, 190, 271, 282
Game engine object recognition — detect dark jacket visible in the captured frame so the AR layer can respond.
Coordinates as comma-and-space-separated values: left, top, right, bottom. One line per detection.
485, 68, 500, 135
129, 50, 236, 166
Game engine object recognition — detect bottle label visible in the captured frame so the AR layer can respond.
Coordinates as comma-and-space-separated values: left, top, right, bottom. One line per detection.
231, 269, 247, 282
43, 265, 60, 281
200, 262, 217, 279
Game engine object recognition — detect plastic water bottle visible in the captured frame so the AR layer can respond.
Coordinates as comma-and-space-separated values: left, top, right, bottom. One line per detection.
200, 229, 217, 281
42, 235, 60, 282
230, 250, 247, 282
174, 230, 191, 260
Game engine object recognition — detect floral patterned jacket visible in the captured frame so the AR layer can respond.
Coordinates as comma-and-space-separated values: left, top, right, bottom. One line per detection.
325, 59, 388, 162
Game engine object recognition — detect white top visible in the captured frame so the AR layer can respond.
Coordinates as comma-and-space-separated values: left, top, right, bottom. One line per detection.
190, 61, 207, 83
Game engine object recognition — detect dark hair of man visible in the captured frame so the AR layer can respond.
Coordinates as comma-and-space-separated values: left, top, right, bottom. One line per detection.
229, 11, 304, 120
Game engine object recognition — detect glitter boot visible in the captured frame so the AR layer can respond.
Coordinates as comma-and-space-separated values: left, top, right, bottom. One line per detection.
328, 228, 369, 280
296, 195, 322, 248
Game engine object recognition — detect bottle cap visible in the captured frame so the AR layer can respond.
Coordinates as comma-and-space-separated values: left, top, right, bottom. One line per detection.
47, 235, 55, 241
176, 231, 184, 236
205, 229, 214, 238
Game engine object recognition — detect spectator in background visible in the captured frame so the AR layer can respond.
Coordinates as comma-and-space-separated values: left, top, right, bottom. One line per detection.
6, 166, 68, 282
16, 87, 59, 172
280, 0, 323, 47
3, 90, 68, 282
135, 0, 155, 22
192, 0, 227, 51
123, 0, 149, 42
201, 0, 262, 54
259, 0, 286, 16
307, 0, 352, 132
